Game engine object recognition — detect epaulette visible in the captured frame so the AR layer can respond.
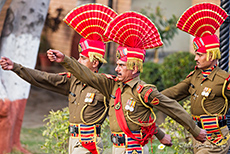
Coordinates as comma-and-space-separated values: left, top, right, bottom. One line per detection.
58, 72, 71, 78
186, 70, 195, 78
226, 74, 230, 81
216, 68, 230, 80
102, 73, 116, 80
136, 84, 144, 94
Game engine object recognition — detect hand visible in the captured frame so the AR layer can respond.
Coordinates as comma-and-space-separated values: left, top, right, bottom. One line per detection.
47, 49, 64, 63
194, 129, 206, 143
159, 134, 173, 146
0, 56, 14, 70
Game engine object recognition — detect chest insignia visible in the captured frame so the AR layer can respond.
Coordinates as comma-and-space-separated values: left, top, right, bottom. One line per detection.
125, 98, 136, 112
201, 87, 212, 97
115, 102, 121, 110
84, 93, 95, 103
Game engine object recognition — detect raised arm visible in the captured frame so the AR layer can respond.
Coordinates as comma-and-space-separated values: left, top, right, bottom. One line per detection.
0, 56, 71, 96
47, 49, 115, 98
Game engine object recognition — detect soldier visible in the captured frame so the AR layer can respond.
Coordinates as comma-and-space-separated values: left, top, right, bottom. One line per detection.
0, 3, 116, 154
47, 11, 206, 154
161, 3, 230, 154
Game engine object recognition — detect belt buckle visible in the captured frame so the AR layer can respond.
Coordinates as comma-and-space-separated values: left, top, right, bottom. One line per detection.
111, 135, 119, 144
69, 126, 76, 133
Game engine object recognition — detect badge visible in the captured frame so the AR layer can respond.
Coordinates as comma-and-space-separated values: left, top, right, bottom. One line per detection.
84, 93, 95, 103
144, 88, 153, 102
125, 99, 136, 112
151, 97, 159, 105
201, 87, 212, 97
132, 150, 138, 154
115, 102, 121, 110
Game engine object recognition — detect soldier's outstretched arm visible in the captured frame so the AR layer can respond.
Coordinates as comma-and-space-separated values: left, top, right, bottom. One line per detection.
0, 56, 14, 70
138, 85, 206, 143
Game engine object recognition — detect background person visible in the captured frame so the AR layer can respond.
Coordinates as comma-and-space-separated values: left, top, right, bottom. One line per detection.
161, 3, 230, 154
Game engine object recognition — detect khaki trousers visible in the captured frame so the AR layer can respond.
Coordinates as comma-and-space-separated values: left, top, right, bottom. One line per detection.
112, 144, 149, 154
192, 126, 230, 154
69, 136, 103, 154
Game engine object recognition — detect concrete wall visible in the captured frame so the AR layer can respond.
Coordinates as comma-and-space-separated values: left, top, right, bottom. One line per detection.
131, 0, 192, 53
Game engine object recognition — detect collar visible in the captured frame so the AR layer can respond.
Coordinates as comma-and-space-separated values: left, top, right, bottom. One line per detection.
197, 66, 218, 81
118, 76, 140, 88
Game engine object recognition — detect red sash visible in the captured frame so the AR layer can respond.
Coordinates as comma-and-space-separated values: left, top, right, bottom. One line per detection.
114, 87, 156, 146
82, 142, 98, 154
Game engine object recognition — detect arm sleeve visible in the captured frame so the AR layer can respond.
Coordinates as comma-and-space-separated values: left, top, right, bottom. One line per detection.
155, 126, 165, 140
12, 63, 71, 96
60, 56, 115, 98
141, 86, 200, 137
161, 78, 191, 101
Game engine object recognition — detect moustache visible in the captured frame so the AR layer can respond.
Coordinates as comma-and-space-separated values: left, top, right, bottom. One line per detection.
116, 72, 122, 76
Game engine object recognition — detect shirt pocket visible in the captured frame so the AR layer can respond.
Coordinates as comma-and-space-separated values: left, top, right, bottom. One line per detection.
206, 93, 215, 100
84, 92, 104, 107
68, 93, 76, 104
188, 87, 197, 100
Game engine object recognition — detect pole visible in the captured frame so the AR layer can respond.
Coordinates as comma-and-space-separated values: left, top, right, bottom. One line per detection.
106, 0, 113, 61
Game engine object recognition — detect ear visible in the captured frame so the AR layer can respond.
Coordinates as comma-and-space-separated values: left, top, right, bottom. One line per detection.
92, 60, 99, 68
132, 66, 138, 75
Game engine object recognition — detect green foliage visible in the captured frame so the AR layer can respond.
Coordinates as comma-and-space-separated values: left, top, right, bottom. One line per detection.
42, 107, 69, 154
159, 100, 193, 154
161, 52, 196, 88
140, 61, 164, 91
101, 117, 113, 153
141, 6, 178, 46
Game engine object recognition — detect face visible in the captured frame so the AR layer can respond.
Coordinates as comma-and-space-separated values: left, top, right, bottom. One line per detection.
78, 54, 94, 70
115, 59, 134, 82
194, 52, 214, 70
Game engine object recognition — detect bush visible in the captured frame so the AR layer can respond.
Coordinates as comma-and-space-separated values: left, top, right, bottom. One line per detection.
42, 107, 69, 154
140, 61, 164, 91
158, 100, 193, 154
161, 51, 196, 88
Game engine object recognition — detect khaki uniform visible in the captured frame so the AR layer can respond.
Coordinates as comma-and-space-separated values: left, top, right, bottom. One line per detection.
162, 67, 230, 154
12, 63, 107, 154
61, 56, 202, 154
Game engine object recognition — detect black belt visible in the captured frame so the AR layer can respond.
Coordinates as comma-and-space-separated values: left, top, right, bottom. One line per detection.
196, 119, 227, 128
111, 135, 125, 144
68, 125, 101, 135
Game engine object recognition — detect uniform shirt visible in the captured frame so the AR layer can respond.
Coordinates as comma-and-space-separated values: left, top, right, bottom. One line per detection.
161, 67, 230, 116
12, 63, 107, 124
60, 56, 201, 138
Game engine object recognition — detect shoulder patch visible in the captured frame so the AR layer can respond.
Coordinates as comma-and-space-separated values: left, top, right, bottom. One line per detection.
102, 73, 116, 80
151, 97, 159, 105
144, 88, 153, 103
58, 72, 71, 78
186, 70, 195, 78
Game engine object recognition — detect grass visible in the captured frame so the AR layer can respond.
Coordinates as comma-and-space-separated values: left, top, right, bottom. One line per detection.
10, 127, 47, 154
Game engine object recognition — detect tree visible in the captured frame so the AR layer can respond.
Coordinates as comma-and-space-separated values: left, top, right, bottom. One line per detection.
0, 0, 50, 153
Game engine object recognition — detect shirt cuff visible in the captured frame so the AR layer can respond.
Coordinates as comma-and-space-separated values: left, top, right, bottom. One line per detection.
155, 127, 165, 140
